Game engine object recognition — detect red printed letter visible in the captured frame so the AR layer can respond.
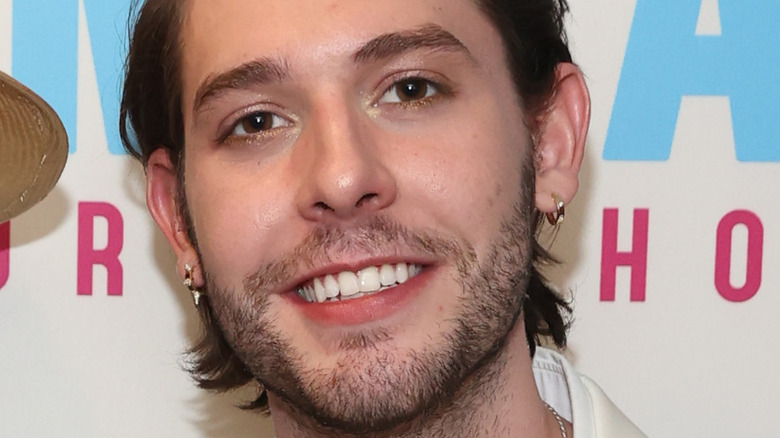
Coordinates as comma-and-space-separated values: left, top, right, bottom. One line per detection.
0, 221, 9, 290
600, 209, 649, 302
715, 211, 763, 302
78, 202, 124, 296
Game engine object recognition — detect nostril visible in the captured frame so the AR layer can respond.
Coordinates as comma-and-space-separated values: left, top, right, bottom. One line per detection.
314, 201, 332, 211
355, 193, 378, 208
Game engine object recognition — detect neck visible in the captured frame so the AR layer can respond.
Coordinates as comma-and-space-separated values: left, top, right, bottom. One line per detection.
269, 320, 567, 438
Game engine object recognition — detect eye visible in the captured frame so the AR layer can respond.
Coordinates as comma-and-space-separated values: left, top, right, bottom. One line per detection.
379, 78, 440, 105
230, 112, 290, 137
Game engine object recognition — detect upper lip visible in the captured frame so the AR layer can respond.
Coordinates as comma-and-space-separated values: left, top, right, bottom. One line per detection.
279, 254, 438, 294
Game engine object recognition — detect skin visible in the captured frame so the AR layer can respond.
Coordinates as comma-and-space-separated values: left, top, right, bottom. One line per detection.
146, 0, 590, 436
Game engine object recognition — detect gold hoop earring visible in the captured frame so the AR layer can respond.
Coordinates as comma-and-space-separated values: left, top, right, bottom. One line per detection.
545, 193, 565, 225
184, 264, 204, 306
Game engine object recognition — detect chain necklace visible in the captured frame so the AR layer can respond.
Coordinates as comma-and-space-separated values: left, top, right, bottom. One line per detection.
544, 402, 568, 438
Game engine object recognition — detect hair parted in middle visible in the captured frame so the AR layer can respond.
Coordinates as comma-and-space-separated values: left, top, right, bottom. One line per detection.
120, 0, 574, 412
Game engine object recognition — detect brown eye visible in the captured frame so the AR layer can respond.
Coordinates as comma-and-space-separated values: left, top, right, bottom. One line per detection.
396, 79, 430, 102
229, 111, 290, 137
240, 113, 273, 133
379, 77, 439, 105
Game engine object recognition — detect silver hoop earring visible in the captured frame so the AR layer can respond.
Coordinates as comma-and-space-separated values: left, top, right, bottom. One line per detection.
545, 193, 565, 225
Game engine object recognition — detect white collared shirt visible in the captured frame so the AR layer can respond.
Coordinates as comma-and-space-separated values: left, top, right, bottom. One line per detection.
533, 347, 647, 438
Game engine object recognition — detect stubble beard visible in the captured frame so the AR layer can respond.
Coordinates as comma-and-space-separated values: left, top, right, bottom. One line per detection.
199, 182, 536, 437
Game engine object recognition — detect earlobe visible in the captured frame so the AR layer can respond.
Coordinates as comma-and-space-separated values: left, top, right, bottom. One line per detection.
534, 63, 591, 215
146, 148, 204, 287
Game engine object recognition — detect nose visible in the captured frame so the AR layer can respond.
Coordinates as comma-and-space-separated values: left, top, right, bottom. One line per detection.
294, 99, 397, 222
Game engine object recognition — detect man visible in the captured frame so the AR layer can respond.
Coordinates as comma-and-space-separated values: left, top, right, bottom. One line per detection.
121, 0, 645, 436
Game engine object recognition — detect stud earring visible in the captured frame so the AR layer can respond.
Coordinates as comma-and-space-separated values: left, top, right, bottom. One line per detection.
183, 263, 204, 306
545, 193, 565, 225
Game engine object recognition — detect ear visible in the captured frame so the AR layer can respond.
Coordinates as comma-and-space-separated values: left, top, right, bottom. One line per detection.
146, 148, 204, 288
534, 63, 591, 214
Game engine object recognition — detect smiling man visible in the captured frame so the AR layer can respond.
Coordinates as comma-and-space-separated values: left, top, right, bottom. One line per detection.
120, 0, 645, 437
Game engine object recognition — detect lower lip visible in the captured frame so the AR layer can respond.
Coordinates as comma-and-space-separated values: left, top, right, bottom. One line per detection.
286, 267, 434, 326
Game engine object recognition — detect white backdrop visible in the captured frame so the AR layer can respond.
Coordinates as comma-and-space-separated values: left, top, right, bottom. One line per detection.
1, 0, 777, 437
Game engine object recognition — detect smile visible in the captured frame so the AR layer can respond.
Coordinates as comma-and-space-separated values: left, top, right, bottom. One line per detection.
297, 263, 423, 303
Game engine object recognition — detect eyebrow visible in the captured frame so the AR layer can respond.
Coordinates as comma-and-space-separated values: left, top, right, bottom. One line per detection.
193, 58, 290, 113
192, 24, 473, 113
353, 23, 473, 64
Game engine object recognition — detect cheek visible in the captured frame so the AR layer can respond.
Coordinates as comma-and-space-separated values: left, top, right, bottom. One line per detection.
395, 115, 529, 254
185, 161, 295, 285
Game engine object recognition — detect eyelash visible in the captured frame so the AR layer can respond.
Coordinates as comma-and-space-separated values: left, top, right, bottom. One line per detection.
218, 109, 291, 143
218, 74, 454, 143
376, 74, 454, 109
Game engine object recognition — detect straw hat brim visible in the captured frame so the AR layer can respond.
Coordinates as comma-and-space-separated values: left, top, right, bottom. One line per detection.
0, 70, 68, 223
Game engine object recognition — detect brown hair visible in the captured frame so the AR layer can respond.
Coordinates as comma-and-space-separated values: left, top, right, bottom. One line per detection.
120, 0, 573, 411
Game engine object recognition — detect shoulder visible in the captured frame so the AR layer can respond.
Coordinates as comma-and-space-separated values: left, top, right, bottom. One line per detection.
532, 348, 647, 438
579, 375, 647, 438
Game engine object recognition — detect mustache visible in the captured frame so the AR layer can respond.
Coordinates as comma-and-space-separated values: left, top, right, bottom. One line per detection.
242, 215, 474, 294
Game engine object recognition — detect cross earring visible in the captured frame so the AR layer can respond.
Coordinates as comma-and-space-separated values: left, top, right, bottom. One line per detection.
183, 263, 204, 306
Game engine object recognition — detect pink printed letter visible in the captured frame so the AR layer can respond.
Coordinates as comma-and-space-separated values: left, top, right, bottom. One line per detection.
78, 202, 124, 296
0, 222, 9, 290
715, 211, 763, 302
600, 209, 649, 302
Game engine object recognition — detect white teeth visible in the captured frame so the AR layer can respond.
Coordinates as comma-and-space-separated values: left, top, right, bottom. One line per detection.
358, 267, 381, 293
338, 271, 361, 297
299, 263, 423, 303
323, 274, 340, 298
313, 277, 326, 303
379, 264, 396, 286
395, 263, 409, 284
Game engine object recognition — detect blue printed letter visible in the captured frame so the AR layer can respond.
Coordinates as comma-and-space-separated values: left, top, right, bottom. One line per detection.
13, 1, 78, 152
604, 0, 780, 162
13, 0, 132, 155
84, 0, 133, 155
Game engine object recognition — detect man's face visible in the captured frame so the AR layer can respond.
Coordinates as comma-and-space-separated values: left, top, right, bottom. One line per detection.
179, 0, 535, 431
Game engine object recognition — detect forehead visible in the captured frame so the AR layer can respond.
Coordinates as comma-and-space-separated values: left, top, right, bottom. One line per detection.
179, 0, 505, 97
